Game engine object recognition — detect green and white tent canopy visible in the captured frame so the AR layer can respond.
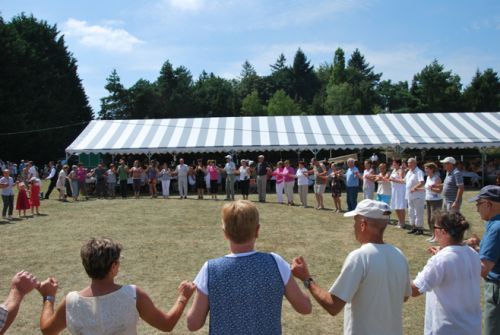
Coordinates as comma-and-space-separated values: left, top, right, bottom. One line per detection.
66, 112, 500, 155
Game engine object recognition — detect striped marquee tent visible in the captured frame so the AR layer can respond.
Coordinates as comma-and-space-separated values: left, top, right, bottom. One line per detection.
66, 112, 500, 156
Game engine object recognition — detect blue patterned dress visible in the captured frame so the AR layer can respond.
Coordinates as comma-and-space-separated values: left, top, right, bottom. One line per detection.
207, 252, 285, 335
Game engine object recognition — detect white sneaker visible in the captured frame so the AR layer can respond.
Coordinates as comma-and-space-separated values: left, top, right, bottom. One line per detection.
7, 216, 13, 220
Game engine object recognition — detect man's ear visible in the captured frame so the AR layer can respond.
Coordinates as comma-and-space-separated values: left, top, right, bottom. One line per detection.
360, 218, 368, 232
255, 224, 260, 239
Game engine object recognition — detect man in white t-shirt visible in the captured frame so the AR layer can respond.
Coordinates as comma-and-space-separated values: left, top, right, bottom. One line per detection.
404, 158, 425, 235
292, 199, 411, 335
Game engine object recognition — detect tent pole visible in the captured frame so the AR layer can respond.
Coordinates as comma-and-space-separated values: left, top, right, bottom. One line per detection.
480, 148, 487, 188
420, 149, 426, 163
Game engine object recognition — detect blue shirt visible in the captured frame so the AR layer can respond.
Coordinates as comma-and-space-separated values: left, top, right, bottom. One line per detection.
480, 214, 500, 281
0, 176, 14, 196
345, 167, 360, 188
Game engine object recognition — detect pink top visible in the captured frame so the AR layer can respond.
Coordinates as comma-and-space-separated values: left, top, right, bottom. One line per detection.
76, 167, 87, 182
283, 167, 295, 182
207, 165, 218, 180
273, 167, 285, 184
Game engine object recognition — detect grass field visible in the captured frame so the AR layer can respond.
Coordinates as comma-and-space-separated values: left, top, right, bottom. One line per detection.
0, 183, 486, 334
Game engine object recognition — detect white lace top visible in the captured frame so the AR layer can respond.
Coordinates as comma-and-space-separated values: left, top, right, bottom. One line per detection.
66, 285, 139, 335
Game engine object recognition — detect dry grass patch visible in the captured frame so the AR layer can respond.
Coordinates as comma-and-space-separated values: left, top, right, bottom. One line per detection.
0, 183, 485, 334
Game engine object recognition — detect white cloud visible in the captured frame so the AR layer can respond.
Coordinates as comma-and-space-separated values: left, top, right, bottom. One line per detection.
166, 0, 206, 11
63, 18, 144, 53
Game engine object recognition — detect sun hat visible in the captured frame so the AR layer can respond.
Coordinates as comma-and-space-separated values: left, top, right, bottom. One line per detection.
440, 157, 456, 165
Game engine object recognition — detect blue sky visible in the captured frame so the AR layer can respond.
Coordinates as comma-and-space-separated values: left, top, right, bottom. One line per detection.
2, 0, 500, 113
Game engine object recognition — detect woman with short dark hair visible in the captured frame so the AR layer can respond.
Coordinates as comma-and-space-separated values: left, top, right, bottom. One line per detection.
411, 211, 481, 335
37, 237, 195, 335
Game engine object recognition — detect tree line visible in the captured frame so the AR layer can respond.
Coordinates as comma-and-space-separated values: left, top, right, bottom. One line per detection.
0, 14, 92, 161
99, 48, 500, 120
1, 14, 499, 161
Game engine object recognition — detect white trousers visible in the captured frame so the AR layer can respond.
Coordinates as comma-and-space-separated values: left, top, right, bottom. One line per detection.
178, 177, 188, 197
408, 197, 425, 228
298, 185, 308, 206
276, 182, 284, 203
161, 180, 170, 197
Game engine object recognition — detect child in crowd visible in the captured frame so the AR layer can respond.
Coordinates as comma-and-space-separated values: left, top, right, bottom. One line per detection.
16, 181, 30, 217
29, 177, 41, 215
330, 163, 343, 212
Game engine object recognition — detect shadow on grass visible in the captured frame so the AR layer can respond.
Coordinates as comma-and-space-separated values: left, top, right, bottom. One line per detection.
0, 219, 14, 225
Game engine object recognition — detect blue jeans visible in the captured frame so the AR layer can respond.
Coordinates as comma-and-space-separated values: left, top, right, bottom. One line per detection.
346, 187, 358, 211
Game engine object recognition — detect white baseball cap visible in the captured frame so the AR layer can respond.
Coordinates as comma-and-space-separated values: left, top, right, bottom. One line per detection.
440, 157, 456, 165
344, 199, 392, 220
225, 155, 232, 160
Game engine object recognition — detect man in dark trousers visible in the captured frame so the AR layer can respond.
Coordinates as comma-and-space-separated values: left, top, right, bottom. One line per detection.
44, 161, 59, 199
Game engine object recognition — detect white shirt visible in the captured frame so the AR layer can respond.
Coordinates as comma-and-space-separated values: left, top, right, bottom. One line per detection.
239, 166, 249, 181
224, 161, 236, 175
404, 167, 425, 200
362, 168, 375, 191
414, 245, 481, 335
193, 251, 291, 296
28, 166, 39, 178
176, 164, 188, 177
0, 176, 14, 196
424, 174, 442, 201
66, 285, 139, 335
376, 173, 391, 196
296, 168, 309, 186
329, 243, 411, 335
46, 167, 56, 180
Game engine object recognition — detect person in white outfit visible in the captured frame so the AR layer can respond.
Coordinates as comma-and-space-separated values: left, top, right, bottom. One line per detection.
405, 158, 425, 235
296, 161, 309, 207
36, 237, 195, 335
291, 199, 412, 335
159, 163, 172, 199
175, 158, 189, 199
362, 160, 376, 200
412, 211, 481, 335
389, 159, 406, 228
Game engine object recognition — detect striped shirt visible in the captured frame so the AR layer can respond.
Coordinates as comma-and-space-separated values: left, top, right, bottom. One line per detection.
0, 304, 8, 331
442, 168, 464, 203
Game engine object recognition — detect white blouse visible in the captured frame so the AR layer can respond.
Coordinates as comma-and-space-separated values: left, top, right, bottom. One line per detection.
66, 285, 139, 335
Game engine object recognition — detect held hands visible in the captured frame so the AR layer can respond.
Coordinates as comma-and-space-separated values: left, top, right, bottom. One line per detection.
37, 277, 59, 297
11, 271, 40, 296
177, 280, 196, 300
291, 256, 311, 281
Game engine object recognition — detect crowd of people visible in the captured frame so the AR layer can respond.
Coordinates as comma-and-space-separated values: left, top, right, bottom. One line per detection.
1, 154, 500, 334
0, 186, 499, 335
2, 155, 499, 231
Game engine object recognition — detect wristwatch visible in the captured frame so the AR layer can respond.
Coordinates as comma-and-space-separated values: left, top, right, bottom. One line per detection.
303, 278, 314, 289
43, 295, 55, 302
